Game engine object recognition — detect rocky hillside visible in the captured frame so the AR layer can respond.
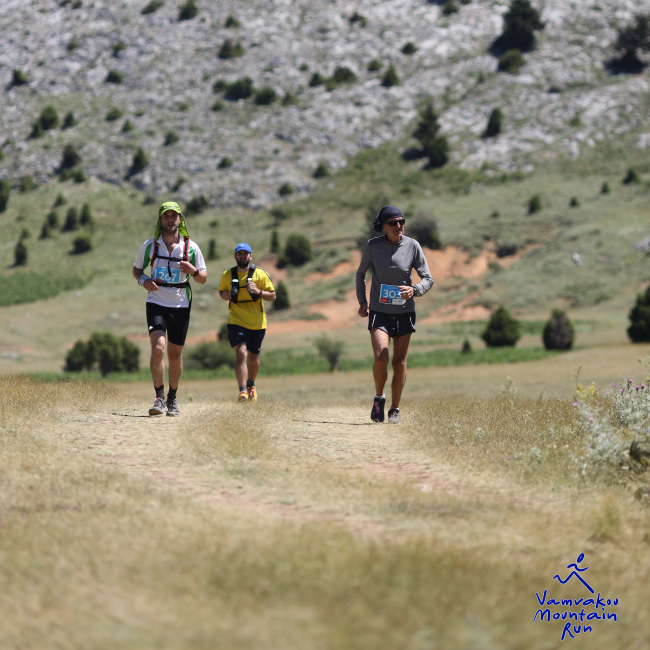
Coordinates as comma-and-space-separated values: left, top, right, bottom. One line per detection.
2, 0, 649, 207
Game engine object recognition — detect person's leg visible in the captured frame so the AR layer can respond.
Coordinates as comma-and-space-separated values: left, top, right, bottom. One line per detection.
235, 343, 248, 389
150, 330, 166, 388
370, 327, 390, 396
167, 342, 184, 390
390, 333, 412, 408
247, 352, 260, 381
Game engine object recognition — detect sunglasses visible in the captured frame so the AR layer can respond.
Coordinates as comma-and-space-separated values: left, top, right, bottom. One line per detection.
386, 218, 405, 227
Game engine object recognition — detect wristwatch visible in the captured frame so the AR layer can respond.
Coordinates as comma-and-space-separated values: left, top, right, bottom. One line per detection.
192, 269, 199, 277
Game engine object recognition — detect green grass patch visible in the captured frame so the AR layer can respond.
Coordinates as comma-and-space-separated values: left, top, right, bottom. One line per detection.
0, 271, 90, 307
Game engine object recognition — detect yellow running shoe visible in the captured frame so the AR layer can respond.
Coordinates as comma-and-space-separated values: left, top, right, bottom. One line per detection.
247, 385, 257, 402
237, 390, 249, 402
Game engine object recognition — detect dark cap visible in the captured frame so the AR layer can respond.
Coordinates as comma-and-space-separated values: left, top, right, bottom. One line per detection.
373, 205, 403, 233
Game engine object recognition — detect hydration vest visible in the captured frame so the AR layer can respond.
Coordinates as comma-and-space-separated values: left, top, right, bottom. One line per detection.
150, 237, 191, 288
230, 264, 261, 304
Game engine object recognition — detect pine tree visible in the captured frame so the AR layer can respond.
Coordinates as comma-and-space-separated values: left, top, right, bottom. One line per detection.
614, 14, 650, 72
484, 108, 502, 138
628, 286, 650, 342
481, 306, 521, 347
270, 230, 280, 254
543, 310, 575, 350
493, 0, 545, 53
274, 281, 290, 310
413, 102, 449, 169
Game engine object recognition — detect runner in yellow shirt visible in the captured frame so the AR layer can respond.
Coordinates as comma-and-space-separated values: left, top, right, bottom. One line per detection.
218, 243, 276, 402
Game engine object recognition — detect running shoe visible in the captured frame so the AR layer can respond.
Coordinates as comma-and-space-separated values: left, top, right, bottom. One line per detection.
166, 396, 180, 417
371, 395, 386, 422
238, 390, 249, 402
388, 407, 401, 424
149, 397, 166, 416
247, 385, 257, 402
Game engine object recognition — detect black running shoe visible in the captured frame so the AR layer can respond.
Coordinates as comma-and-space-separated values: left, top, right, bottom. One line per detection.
166, 396, 180, 417
371, 396, 386, 422
388, 407, 401, 424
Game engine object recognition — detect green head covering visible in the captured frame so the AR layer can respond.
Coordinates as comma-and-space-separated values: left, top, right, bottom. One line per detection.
155, 201, 189, 239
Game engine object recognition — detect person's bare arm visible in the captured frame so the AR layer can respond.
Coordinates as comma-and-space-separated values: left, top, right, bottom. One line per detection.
133, 266, 159, 291
179, 261, 207, 285
247, 281, 275, 302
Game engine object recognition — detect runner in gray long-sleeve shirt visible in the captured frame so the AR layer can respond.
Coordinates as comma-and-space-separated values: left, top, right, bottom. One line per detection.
356, 205, 433, 423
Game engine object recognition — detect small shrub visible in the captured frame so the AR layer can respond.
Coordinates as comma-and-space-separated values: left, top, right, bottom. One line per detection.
178, 0, 198, 21
0, 180, 10, 212
314, 335, 345, 372
613, 14, 650, 72
274, 280, 290, 309
67, 38, 79, 52
61, 143, 82, 169
47, 210, 59, 228
401, 42, 418, 55
278, 182, 294, 197
39, 105, 60, 130
461, 339, 472, 354
19, 228, 31, 241
112, 41, 126, 57
381, 64, 400, 87
413, 102, 448, 169
186, 341, 235, 370
14, 240, 27, 266
72, 169, 87, 184
623, 168, 640, 184
483, 107, 502, 138
349, 11, 367, 26
225, 77, 254, 100
164, 131, 180, 145
254, 86, 277, 105
569, 115, 581, 127
105, 70, 124, 84
270, 207, 291, 225
30, 119, 44, 139
80, 203, 93, 226
496, 243, 518, 258
122, 119, 134, 132
367, 58, 382, 72
129, 147, 149, 175
299, 63, 309, 71
270, 230, 280, 254
409, 216, 441, 249
313, 161, 330, 178
65, 332, 140, 376
211, 100, 225, 111
12, 69, 28, 86
218, 157, 232, 169
490, 210, 500, 218
218, 39, 245, 59
281, 92, 297, 106
207, 238, 217, 261
569, 197, 580, 208
442, 1, 459, 15
627, 285, 650, 342
62, 207, 78, 232
62, 111, 77, 128
481, 306, 521, 347
54, 193, 66, 207
283, 232, 312, 266
217, 322, 229, 342
224, 14, 240, 28
309, 72, 325, 87
72, 233, 92, 254
212, 79, 228, 93
498, 49, 525, 73
142, 0, 164, 14
493, 0, 545, 53
186, 195, 208, 215
332, 66, 357, 84
601, 181, 610, 194
40, 221, 51, 239
543, 309, 574, 350
528, 194, 542, 214
20, 177, 37, 193
106, 107, 124, 121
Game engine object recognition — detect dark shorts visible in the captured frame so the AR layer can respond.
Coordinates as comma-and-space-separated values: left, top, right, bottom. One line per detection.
368, 310, 416, 338
146, 302, 191, 347
227, 324, 266, 354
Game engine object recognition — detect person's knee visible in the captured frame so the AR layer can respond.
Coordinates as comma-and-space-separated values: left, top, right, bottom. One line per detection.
392, 355, 407, 371
248, 352, 260, 365
374, 348, 389, 366
151, 340, 165, 360
236, 345, 248, 362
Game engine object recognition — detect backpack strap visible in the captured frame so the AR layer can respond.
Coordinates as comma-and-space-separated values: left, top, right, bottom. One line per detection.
148, 237, 191, 288
149, 240, 158, 270
248, 264, 260, 301
230, 266, 240, 304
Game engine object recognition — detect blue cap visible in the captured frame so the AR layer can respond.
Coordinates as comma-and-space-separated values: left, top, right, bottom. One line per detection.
235, 242, 252, 254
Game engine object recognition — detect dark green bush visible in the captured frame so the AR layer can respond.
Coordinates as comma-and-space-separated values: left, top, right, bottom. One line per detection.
442, 1, 459, 15
178, 0, 198, 21
254, 87, 277, 105
142, 0, 164, 15
270, 230, 280, 254
282, 92, 297, 106
283, 232, 312, 266
309, 72, 325, 87
40, 221, 51, 239
72, 233, 92, 254
211, 100, 225, 111
20, 177, 37, 193
54, 193, 67, 207
164, 131, 179, 145
481, 306, 521, 347
224, 14, 240, 28
299, 63, 309, 71
623, 168, 640, 184
367, 58, 382, 72
207, 238, 217, 261
349, 11, 367, 26
112, 41, 126, 57
569, 197, 580, 208
613, 14, 650, 72
0, 180, 10, 212
14, 240, 27, 267
528, 194, 542, 214
12, 69, 28, 86
122, 119, 134, 132
542, 309, 574, 350
30, 119, 44, 139
218, 39, 245, 59
278, 182, 294, 197
62, 111, 77, 128
313, 162, 330, 178
186, 341, 235, 370
20, 228, 31, 240
212, 79, 227, 93
65, 332, 140, 376
186, 195, 208, 215
62, 207, 78, 232
105, 70, 124, 84
381, 64, 399, 87
461, 339, 472, 354
628, 285, 650, 342
314, 335, 345, 372
217, 322, 229, 342
225, 77, 254, 100
270, 207, 291, 225
498, 49, 525, 73
409, 216, 441, 249
129, 147, 149, 175
274, 280, 290, 309
493, 0, 544, 53
484, 107, 502, 138
601, 181, 610, 194
39, 105, 60, 130
218, 156, 232, 169
68, 37, 80, 51
413, 102, 448, 169
47, 210, 59, 228
72, 169, 87, 184
61, 144, 81, 169
331, 66, 357, 84
401, 42, 418, 54
80, 203, 93, 226
106, 107, 124, 121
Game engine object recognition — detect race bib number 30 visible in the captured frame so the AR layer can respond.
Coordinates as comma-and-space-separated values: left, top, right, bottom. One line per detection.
153, 267, 182, 284
380, 284, 406, 306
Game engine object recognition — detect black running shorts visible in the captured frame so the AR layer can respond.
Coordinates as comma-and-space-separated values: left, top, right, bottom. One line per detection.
227, 324, 266, 354
368, 310, 416, 338
146, 302, 191, 346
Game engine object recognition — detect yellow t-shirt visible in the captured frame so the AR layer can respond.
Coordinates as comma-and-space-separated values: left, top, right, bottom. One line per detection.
219, 266, 275, 330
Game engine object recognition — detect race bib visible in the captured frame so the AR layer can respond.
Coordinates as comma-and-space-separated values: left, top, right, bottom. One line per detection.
153, 266, 182, 284
380, 284, 406, 306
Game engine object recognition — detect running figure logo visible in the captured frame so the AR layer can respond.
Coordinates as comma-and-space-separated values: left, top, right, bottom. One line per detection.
552, 553, 594, 594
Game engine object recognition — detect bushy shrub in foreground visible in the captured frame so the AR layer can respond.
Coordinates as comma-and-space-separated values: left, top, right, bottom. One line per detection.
65, 332, 140, 376
481, 306, 520, 347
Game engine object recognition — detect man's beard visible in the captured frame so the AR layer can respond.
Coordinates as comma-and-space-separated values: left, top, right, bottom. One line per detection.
237, 259, 250, 270
162, 224, 178, 234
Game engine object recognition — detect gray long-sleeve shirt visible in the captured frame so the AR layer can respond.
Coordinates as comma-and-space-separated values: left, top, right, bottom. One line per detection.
356, 234, 433, 314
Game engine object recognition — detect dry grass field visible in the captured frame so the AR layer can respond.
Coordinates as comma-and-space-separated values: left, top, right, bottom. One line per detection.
1, 375, 649, 649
